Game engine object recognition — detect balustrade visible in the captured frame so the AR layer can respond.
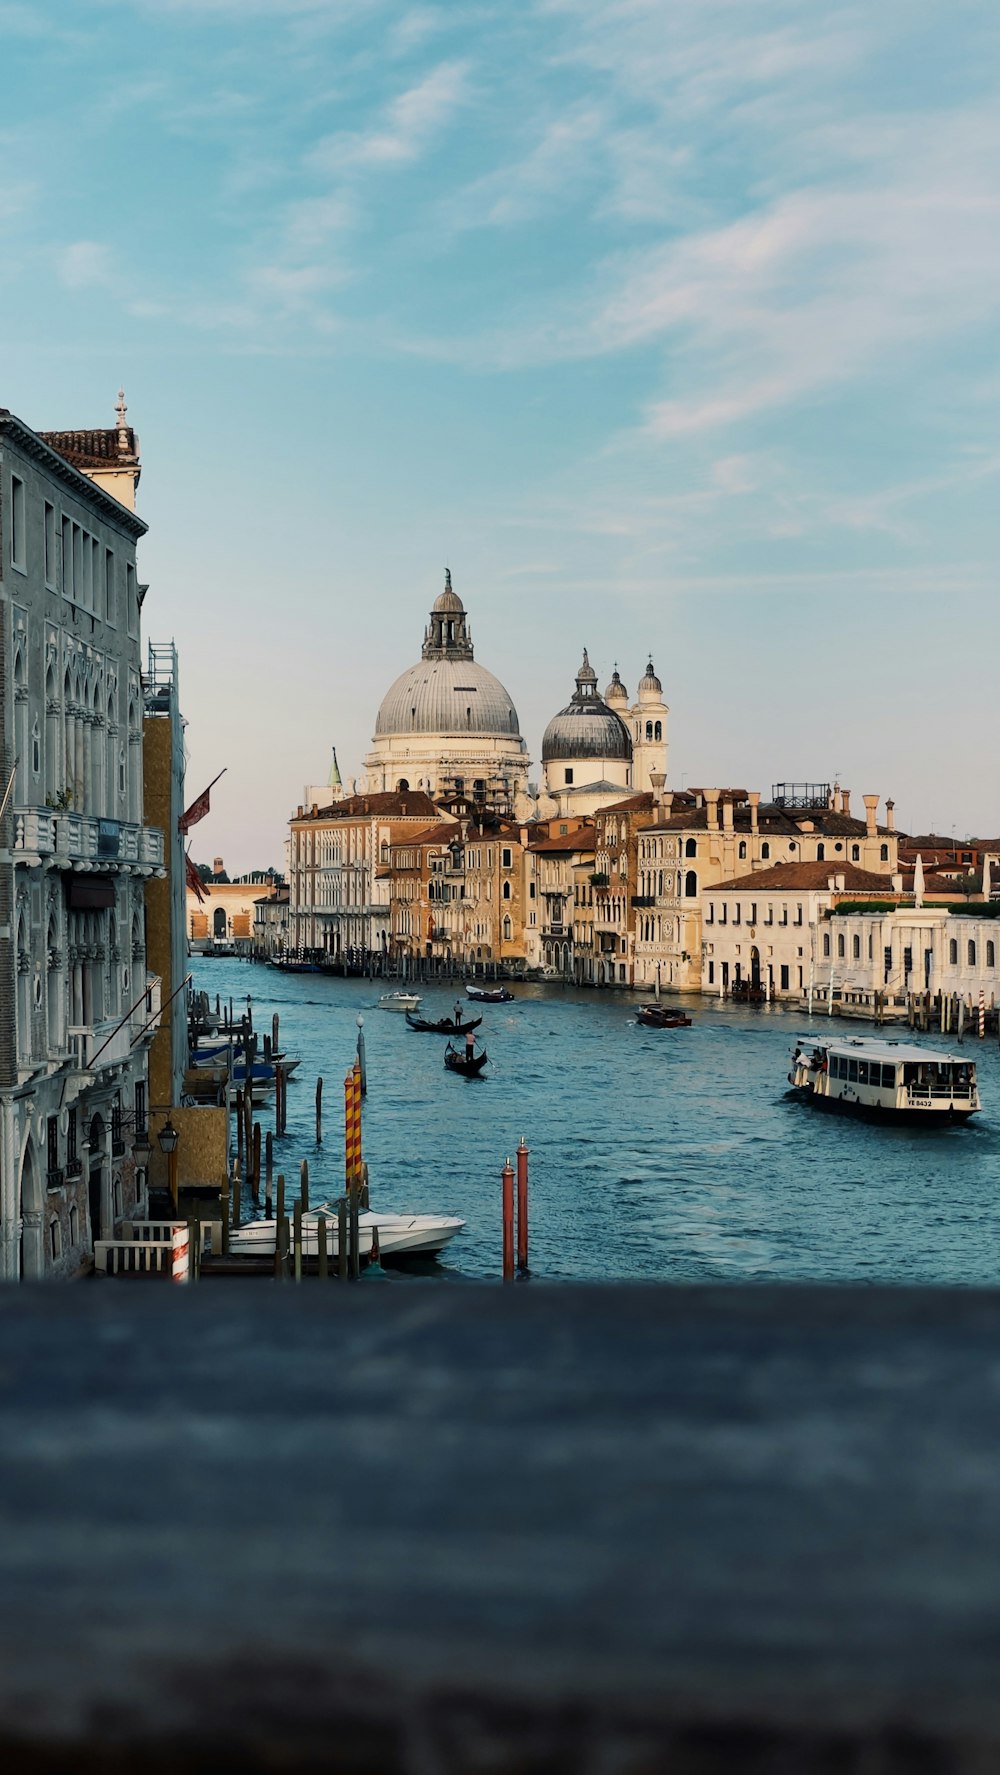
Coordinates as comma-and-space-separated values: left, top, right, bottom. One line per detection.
13, 806, 163, 869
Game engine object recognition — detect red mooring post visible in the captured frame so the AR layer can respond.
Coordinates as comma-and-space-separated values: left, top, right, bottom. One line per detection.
516, 1137, 529, 1272
502, 1157, 515, 1282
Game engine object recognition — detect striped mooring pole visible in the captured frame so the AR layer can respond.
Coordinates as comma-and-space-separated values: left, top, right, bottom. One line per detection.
344, 1058, 363, 1194
979, 988, 986, 1039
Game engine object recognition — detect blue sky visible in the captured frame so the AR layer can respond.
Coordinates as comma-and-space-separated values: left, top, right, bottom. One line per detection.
3, 0, 999, 867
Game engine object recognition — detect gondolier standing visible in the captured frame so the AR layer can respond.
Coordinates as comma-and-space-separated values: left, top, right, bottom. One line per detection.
466, 1027, 476, 1060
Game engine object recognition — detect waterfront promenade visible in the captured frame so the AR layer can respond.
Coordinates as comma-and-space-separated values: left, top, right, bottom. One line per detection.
195, 957, 1000, 1288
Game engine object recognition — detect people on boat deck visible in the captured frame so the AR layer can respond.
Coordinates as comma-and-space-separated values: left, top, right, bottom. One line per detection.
465, 1028, 476, 1057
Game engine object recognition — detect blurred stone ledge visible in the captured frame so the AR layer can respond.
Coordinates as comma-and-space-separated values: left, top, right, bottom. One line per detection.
2, 1281, 1000, 1773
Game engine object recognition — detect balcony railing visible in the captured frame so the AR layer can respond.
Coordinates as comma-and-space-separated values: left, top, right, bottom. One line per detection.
69, 980, 162, 1074
631, 896, 655, 908
13, 807, 163, 869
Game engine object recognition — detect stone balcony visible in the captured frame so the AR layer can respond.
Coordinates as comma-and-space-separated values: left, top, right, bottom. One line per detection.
13, 807, 164, 871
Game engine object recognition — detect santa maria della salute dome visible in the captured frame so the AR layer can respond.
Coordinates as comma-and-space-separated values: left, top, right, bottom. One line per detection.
363, 574, 531, 813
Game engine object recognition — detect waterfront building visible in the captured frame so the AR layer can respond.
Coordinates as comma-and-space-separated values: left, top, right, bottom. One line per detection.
592, 794, 658, 985
289, 789, 442, 961
188, 866, 282, 951
701, 863, 902, 1000
0, 401, 165, 1278
816, 903, 1000, 1015
527, 822, 596, 979
631, 783, 901, 995
253, 882, 290, 959
363, 573, 531, 817
388, 821, 462, 964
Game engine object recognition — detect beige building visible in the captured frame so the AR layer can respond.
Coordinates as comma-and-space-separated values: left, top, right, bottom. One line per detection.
289, 790, 442, 961
701, 862, 902, 1001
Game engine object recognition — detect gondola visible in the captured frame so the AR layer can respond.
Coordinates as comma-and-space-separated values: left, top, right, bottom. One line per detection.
444, 1042, 489, 1077
465, 985, 514, 1004
636, 1005, 692, 1029
406, 1010, 483, 1035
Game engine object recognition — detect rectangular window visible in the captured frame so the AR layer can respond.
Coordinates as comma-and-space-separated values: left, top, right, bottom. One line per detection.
708, 961, 715, 984
858, 1061, 869, 1085
105, 550, 115, 623
502, 848, 512, 868
733, 904, 741, 925
706, 904, 714, 925
61, 516, 72, 595
564, 768, 574, 785
795, 904, 803, 926
126, 561, 137, 636
780, 964, 789, 991
750, 903, 757, 925
10, 474, 26, 570
67, 1109, 81, 1178
134, 1081, 146, 1136
848, 1059, 859, 1082
44, 503, 56, 586
73, 523, 83, 598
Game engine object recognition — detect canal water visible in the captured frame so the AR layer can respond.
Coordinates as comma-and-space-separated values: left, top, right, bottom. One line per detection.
193, 957, 1000, 1285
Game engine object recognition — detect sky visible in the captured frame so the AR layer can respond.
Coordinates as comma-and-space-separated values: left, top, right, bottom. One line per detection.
2, 0, 999, 869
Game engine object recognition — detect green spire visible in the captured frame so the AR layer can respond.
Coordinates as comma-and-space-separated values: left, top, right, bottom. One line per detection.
328, 747, 342, 789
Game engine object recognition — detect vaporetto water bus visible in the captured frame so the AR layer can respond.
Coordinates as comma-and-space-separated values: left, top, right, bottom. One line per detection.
789, 1036, 981, 1122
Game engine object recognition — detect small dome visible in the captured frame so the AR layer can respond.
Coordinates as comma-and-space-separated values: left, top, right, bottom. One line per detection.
638, 658, 663, 697
432, 568, 464, 616
542, 653, 632, 764
604, 668, 628, 705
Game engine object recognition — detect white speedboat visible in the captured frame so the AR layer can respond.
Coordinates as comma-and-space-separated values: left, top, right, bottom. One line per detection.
789, 1035, 980, 1122
378, 991, 421, 1012
228, 1205, 464, 1260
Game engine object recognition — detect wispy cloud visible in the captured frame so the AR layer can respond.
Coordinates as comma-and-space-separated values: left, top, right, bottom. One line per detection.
55, 240, 115, 289
308, 58, 470, 173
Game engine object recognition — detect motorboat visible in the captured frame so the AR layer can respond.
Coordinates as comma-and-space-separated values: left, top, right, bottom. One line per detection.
636, 1005, 691, 1029
789, 1035, 981, 1122
406, 1009, 482, 1035
465, 984, 514, 1004
378, 991, 422, 1012
228, 1206, 464, 1260
444, 1042, 489, 1077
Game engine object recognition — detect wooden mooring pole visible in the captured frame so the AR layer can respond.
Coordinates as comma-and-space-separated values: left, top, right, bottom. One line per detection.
252, 1123, 261, 1206
265, 1130, 273, 1215
315, 1077, 323, 1144
300, 1159, 309, 1213
516, 1138, 529, 1272
502, 1157, 515, 1282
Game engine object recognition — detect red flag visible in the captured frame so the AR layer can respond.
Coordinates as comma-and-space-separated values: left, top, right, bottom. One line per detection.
186, 852, 208, 903
178, 768, 226, 835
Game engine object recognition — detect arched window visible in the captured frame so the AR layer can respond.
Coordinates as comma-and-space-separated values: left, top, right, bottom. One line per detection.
823, 933, 831, 957
685, 838, 696, 857
502, 915, 512, 942
761, 842, 770, 860
502, 880, 511, 900
654, 721, 662, 741
837, 933, 845, 958
50, 1218, 62, 1263
645, 721, 653, 740
949, 938, 958, 965
852, 934, 860, 959
880, 844, 889, 862
851, 844, 860, 862
738, 841, 747, 860
817, 843, 825, 861
684, 871, 697, 898
968, 940, 977, 967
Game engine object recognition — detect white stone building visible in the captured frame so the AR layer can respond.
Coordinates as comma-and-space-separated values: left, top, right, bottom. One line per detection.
701, 862, 900, 1001
0, 402, 163, 1279
363, 574, 531, 816
538, 655, 669, 819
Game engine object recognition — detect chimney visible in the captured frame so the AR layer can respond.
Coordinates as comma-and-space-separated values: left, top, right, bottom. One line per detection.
748, 790, 760, 835
840, 789, 851, 816
885, 798, 895, 832
722, 797, 734, 833
661, 792, 674, 819
891, 872, 903, 895
213, 856, 223, 875
863, 794, 879, 838
704, 789, 720, 830
835, 872, 845, 892
649, 770, 665, 808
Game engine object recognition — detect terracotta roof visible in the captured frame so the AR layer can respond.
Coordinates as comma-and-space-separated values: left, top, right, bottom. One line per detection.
529, 832, 597, 854
392, 822, 463, 847
295, 791, 443, 822
706, 861, 897, 894
39, 428, 138, 469
595, 793, 655, 816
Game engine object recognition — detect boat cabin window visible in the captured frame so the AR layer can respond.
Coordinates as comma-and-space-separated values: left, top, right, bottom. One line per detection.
848, 1058, 859, 1081
857, 1061, 869, 1084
